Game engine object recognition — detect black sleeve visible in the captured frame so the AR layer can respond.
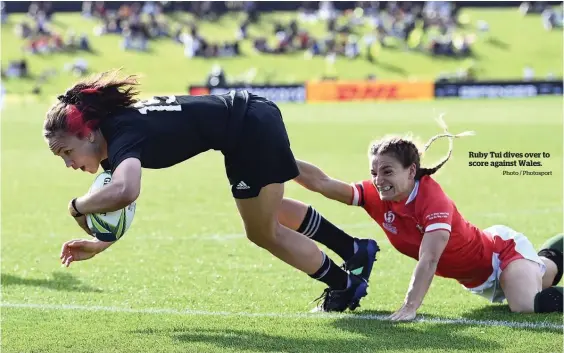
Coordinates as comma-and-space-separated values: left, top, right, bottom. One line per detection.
106, 127, 145, 173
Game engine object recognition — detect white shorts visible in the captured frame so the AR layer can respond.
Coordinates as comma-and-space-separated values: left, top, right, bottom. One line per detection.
465, 225, 546, 303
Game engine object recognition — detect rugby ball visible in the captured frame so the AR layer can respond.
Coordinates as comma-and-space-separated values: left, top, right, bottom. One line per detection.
86, 171, 136, 242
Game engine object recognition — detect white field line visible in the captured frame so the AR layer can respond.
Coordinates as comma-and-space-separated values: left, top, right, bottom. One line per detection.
2, 302, 562, 330
142, 207, 563, 241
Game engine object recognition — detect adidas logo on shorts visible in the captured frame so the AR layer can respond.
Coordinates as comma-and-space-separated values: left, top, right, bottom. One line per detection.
235, 181, 250, 190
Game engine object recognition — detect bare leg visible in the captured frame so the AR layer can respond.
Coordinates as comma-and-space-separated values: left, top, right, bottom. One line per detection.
540, 257, 558, 289
278, 198, 309, 231
500, 259, 543, 313
235, 183, 323, 274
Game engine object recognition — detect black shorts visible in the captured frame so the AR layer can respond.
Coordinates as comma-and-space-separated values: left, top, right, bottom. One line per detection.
223, 95, 299, 199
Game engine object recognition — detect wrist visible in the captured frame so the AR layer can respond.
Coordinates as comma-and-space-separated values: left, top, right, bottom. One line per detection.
403, 300, 420, 310
93, 238, 115, 251
69, 198, 85, 217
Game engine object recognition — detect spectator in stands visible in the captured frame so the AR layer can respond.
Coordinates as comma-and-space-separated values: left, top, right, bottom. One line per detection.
82, 1, 93, 18
523, 65, 535, 81
2, 59, 29, 79
1, 1, 7, 24
206, 64, 227, 88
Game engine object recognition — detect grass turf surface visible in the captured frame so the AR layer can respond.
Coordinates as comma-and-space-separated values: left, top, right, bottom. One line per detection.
1, 8, 563, 95
1, 96, 563, 352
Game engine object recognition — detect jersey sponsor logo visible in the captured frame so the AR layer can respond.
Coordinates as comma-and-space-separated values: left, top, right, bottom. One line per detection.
425, 212, 449, 221
383, 211, 397, 234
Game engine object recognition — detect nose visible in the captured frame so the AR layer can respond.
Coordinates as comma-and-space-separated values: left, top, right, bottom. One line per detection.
375, 173, 385, 186
64, 158, 75, 169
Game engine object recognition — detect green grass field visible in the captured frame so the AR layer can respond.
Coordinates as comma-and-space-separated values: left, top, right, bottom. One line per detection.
1, 96, 563, 352
2, 8, 563, 95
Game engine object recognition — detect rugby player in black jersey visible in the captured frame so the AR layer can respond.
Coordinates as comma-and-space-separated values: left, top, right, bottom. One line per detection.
44, 70, 379, 312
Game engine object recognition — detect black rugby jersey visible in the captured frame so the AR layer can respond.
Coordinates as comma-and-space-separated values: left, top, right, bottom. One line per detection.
99, 91, 249, 172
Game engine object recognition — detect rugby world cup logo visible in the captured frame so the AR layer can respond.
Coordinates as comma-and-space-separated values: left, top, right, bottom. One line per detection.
384, 211, 395, 223
383, 211, 397, 234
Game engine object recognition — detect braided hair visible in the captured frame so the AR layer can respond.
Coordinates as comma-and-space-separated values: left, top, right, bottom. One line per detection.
369, 115, 475, 180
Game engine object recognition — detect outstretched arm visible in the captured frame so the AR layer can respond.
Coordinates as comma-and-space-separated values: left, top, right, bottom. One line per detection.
389, 230, 450, 321
294, 160, 354, 205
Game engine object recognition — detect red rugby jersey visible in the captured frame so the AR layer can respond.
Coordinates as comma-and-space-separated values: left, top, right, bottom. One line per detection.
350, 175, 494, 287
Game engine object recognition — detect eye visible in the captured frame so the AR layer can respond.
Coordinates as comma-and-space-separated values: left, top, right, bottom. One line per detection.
63, 150, 72, 156
384, 170, 393, 176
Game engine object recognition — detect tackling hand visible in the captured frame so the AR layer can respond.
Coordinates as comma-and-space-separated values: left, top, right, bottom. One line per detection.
389, 302, 418, 321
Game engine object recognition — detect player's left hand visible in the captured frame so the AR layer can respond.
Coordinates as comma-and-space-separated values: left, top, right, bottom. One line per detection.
388, 303, 418, 321
68, 199, 92, 236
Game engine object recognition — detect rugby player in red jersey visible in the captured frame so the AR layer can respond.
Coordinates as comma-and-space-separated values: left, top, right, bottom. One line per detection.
280, 119, 562, 320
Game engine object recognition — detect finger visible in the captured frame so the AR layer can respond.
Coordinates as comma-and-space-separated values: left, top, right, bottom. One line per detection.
63, 254, 72, 267
392, 309, 408, 321
399, 312, 414, 321
389, 307, 403, 320
60, 243, 69, 259
65, 255, 73, 267
61, 249, 70, 261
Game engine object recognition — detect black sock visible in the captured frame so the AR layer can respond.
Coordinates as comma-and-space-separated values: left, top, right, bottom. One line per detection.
298, 206, 356, 261
538, 248, 563, 286
309, 252, 350, 290
534, 286, 563, 313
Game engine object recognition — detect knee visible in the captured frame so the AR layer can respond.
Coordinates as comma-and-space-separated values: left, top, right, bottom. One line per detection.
246, 222, 279, 249
508, 301, 535, 313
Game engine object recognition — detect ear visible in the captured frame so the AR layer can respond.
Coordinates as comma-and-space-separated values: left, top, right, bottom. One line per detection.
88, 131, 95, 143
408, 163, 417, 179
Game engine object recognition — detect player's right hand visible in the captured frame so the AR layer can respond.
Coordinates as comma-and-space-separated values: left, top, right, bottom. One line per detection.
60, 239, 107, 267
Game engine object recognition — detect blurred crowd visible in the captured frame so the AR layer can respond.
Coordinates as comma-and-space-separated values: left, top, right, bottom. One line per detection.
12, 2, 92, 55
4, 1, 477, 60
1, 1, 561, 87
87, 1, 243, 56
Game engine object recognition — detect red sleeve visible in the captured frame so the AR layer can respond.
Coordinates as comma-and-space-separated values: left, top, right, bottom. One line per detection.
350, 180, 384, 213
350, 181, 366, 206
419, 190, 454, 234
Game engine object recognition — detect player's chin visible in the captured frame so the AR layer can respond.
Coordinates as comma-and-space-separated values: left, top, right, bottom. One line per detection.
378, 190, 396, 201
85, 165, 98, 174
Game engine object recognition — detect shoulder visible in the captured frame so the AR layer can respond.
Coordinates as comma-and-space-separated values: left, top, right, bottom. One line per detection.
99, 109, 146, 145
99, 109, 141, 130
416, 176, 454, 210
418, 176, 450, 200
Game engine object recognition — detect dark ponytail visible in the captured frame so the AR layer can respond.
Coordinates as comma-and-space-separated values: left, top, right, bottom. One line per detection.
44, 70, 140, 139
415, 115, 475, 179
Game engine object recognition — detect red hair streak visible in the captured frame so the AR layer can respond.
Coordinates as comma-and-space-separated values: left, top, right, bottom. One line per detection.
81, 88, 99, 94
65, 105, 98, 137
